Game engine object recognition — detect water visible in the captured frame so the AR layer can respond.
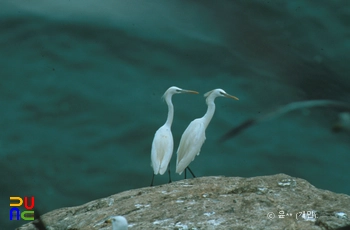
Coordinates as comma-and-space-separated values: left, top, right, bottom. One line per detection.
1, 1, 349, 229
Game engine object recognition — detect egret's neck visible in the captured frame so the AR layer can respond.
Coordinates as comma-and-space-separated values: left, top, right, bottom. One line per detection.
165, 95, 174, 127
203, 98, 216, 128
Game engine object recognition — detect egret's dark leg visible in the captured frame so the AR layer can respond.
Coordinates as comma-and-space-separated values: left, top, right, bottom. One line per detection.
150, 174, 155, 187
168, 168, 172, 183
187, 166, 196, 178
184, 168, 187, 179
167, 163, 172, 183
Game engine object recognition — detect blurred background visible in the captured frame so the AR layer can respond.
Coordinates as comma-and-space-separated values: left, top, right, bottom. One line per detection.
1, 0, 349, 228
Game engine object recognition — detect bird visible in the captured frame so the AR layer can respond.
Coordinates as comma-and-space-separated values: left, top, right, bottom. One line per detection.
150, 86, 199, 186
176, 88, 239, 177
220, 100, 350, 141
106, 216, 128, 230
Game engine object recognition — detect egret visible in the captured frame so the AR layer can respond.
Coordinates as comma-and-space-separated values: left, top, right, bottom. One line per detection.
106, 216, 128, 230
176, 89, 239, 177
151, 86, 199, 186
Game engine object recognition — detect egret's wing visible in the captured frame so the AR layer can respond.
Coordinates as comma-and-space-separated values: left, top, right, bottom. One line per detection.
151, 126, 173, 175
176, 119, 206, 174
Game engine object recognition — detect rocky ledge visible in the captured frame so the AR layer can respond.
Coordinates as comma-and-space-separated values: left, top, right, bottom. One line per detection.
18, 174, 350, 230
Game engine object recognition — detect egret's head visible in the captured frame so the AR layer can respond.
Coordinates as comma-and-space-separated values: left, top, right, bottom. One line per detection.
204, 89, 239, 101
162, 86, 199, 99
106, 216, 128, 230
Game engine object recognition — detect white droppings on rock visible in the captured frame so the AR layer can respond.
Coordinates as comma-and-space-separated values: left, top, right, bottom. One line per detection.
108, 198, 114, 206
204, 211, 215, 217
278, 178, 296, 187
152, 220, 161, 225
257, 187, 268, 194
207, 219, 224, 226
176, 200, 184, 203
335, 212, 347, 219
134, 203, 150, 209
198, 218, 225, 226
174, 222, 189, 229
153, 218, 172, 225
188, 200, 196, 205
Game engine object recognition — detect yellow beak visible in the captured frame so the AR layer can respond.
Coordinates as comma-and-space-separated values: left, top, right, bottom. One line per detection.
224, 93, 239, 100
181, 89, 199, 94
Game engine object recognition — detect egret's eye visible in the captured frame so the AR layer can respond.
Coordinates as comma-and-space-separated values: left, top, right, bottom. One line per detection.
220, 91, 224, 95
176, 89, 180, 92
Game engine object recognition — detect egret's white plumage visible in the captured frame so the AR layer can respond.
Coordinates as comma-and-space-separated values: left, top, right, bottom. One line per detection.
176, 89, 239, 175
151, 86, 198, 185
151, 126, 173, 175
109, 216, 128, 230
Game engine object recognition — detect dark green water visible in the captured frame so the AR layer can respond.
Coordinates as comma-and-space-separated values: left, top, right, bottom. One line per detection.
1, 1, 349, 229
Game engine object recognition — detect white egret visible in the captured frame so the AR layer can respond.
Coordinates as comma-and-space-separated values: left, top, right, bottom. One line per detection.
107, 216, 128, 230
176, 89, 239, 177
151, 86, 199, 186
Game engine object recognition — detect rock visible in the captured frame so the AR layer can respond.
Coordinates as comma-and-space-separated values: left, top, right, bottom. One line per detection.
17, 174, 350, 230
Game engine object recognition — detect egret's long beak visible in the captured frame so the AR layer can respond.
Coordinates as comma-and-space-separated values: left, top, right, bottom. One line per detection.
181, 89, 199, 94
224, 93, 239, 100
